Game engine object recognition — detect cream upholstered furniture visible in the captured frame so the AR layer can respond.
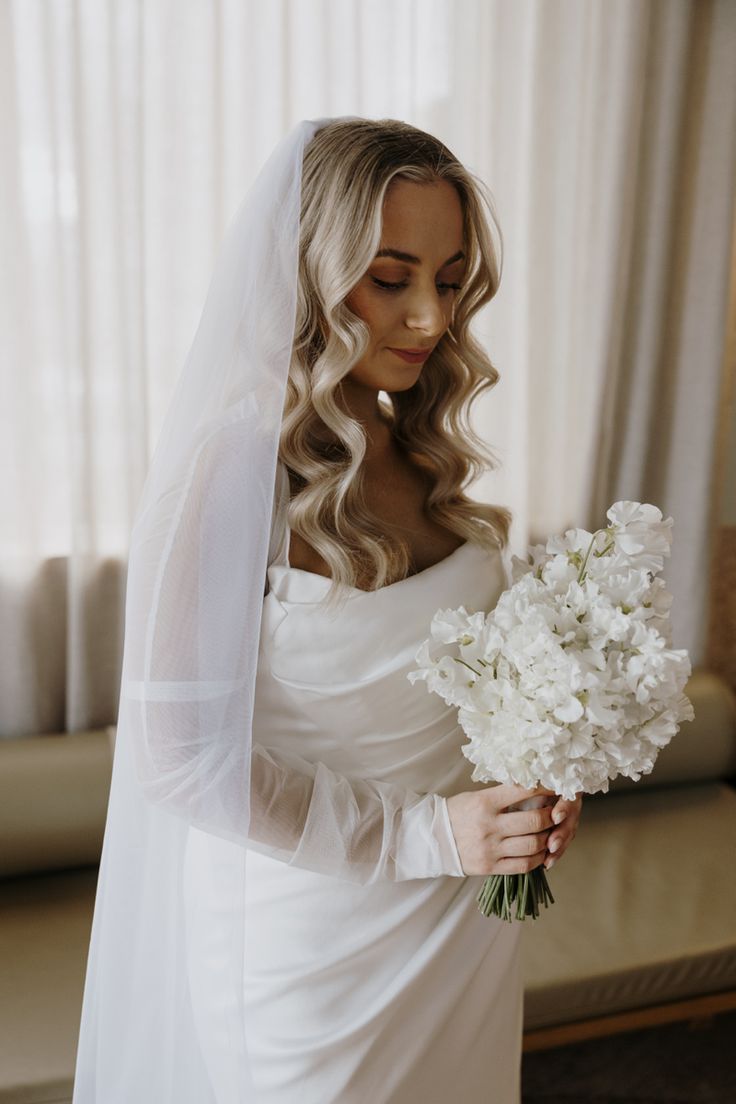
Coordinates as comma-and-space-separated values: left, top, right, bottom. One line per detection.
522, 668, 736, 1047
1, 671, 735, 1103
0, 730, 112, 1104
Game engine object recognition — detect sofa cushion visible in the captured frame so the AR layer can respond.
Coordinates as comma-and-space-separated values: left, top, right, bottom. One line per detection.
0, 867, 97, 1104
522, 780, 736, 1029
0, 731, 113, 878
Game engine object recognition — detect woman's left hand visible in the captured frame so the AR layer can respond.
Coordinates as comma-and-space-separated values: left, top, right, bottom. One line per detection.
543, 793, 583, 869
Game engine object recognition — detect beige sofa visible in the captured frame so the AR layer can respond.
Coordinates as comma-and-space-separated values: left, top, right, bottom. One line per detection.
1, 669, 735, 1103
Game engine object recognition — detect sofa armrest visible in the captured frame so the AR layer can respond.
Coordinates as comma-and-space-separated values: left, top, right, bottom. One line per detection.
0, 730, 113, 877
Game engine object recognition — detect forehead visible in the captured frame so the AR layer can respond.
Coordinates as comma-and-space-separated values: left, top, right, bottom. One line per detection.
380, 179, 464, 252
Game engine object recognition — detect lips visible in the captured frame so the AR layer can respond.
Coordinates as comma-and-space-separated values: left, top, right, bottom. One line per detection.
388, 347, 432, 364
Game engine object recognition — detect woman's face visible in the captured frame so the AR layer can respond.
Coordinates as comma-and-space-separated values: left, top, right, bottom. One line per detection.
343, 178, 466, 394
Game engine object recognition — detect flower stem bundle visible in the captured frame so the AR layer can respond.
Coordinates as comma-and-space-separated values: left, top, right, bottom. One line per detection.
408, 501, 694, 922
476, 867, 555, 921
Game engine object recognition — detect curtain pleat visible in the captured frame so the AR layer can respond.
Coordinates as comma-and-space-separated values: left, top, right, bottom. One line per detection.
2, 0, 734, 736
587, 0, 736, 662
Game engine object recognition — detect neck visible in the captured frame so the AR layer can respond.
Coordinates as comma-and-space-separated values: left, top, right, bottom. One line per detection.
337, 379, 394, 458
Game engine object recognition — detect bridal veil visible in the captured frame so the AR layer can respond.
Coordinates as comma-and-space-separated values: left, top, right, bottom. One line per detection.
73, 115, 340, 1103
72, 111, 473, 1103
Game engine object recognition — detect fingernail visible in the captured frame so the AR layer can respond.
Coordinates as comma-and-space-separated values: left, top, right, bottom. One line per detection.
549, 838, 561, 853
552, 810, 566, 825
546, 857, 556, 869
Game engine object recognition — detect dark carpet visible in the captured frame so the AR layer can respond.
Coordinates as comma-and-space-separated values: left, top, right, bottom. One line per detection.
521, 1010, 736, 1103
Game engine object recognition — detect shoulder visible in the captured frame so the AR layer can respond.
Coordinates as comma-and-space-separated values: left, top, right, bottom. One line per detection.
287, 528, 331, 578
266, 462, 290, 574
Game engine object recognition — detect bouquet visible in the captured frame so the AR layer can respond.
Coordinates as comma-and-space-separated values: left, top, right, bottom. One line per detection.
408, 502, 694, 921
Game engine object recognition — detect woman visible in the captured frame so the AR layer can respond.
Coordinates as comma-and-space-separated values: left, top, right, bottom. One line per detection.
73, 116, 581, 1104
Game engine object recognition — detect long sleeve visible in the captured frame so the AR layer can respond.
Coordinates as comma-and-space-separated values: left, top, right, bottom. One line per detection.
123, 422, 466, 884
247, 743, 465, 882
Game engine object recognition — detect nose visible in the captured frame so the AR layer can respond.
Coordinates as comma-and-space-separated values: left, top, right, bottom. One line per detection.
404, 283, 450, 339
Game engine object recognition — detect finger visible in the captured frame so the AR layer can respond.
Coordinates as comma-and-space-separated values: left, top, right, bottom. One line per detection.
495, 847, 549, 875
544, 842, 569, 869
500, 831, 551, 858
498, 807, 554, 838
545, 825, 578, 866
551, 804, 568, 826
487, 783, 556, 812
546, 830, 569, 856
485, 782, 539, 809
550, 795, 579, 824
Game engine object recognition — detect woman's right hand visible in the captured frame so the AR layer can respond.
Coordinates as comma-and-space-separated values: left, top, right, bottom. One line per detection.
445, 783, 555, 876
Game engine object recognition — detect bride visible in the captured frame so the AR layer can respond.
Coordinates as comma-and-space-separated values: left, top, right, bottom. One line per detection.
73, 115, 582, 1104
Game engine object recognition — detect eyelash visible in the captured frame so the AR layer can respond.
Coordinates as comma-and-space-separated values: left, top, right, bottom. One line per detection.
371, 277, 463, 294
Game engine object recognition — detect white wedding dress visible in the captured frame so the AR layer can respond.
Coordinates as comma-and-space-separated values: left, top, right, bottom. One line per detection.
183, 468, 523, 1103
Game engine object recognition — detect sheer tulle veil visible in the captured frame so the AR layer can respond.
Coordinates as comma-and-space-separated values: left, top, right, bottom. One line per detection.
72, 115, 360, 1103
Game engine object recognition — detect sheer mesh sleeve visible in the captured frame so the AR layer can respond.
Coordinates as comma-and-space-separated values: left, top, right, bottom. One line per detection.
125, 424, 465, 884
247, 743, 465, 882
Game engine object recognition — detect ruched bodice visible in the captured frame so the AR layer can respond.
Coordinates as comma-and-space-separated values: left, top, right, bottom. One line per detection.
183, 474, 524, 1103
254, 520, 506, 793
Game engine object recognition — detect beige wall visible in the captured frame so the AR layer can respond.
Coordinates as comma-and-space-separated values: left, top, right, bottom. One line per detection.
718, 334, 736, 526
706, 216, 736, 690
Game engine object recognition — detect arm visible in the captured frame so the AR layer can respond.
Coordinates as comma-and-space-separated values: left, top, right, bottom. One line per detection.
123, 422, 464, 883
246, 742, 464, 882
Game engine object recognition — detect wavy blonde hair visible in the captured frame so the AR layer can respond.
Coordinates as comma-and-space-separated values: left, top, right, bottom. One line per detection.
280, 117, 511, 609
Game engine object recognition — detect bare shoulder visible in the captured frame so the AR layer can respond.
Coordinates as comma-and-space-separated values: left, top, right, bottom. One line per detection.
287, 527, 332, 578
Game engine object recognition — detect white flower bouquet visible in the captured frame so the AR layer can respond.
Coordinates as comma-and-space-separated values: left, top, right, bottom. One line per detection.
408, 502, 694, 921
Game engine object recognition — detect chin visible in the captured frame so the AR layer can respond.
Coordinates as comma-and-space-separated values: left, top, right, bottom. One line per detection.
346, 356, 424, 393
381, 373, 422, 393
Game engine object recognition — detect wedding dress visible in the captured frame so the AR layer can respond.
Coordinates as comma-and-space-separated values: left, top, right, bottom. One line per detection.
182, 463, 524, 1104
72, 116, 523, 1104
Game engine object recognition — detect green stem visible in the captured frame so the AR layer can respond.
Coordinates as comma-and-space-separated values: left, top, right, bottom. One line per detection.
519, 873, 529, 920
528, 868, 538, 919
577, 529, 604, 584
453, 656, 483, 679
476, 870, 555, 921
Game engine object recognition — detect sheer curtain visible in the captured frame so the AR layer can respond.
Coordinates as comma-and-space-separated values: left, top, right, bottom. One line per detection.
2, 0, 735, 737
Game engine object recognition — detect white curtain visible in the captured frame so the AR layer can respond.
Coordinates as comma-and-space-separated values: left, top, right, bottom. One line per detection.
2, 0, 734, 736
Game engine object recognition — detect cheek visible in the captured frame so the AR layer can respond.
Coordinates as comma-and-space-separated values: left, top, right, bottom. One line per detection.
346, 288, 393, 340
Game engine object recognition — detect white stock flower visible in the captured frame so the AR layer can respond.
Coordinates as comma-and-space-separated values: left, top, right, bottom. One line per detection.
430, 606, 476, 645
408, 500, 694, 802
606, 501, 673, 572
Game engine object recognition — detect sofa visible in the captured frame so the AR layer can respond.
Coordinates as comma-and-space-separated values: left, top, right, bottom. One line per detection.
1, 668, 735, 1103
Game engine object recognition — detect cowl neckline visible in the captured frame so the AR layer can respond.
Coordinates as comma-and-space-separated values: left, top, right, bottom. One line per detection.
281, 535, 473, 596
266, 537, 501, 611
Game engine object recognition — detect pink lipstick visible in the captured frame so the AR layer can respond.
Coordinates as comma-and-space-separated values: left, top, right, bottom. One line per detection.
388, 347, 432, 364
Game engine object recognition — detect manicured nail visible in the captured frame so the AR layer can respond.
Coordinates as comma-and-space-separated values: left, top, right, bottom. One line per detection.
546, 857, 556, 869
552, 810, 566, 825
549, 838, 561, 853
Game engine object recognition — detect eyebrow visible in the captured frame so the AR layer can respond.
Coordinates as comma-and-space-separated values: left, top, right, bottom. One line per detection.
374, 248, 465, 267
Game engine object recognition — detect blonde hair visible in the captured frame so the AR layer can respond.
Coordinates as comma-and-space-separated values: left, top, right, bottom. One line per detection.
280, 117, 511, 609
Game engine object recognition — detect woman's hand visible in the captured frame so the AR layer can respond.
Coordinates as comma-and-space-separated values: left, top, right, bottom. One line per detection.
445, 783, 582, 877
543, 791, 583, 871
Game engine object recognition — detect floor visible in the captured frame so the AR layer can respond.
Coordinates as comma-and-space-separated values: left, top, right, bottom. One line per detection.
522, 1010, 736, 1103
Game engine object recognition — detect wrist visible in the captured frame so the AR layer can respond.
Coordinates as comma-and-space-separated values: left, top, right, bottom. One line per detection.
436, 795, 466, 877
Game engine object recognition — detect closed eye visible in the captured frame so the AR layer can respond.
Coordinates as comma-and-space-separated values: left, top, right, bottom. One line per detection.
371, 277, 463, 293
